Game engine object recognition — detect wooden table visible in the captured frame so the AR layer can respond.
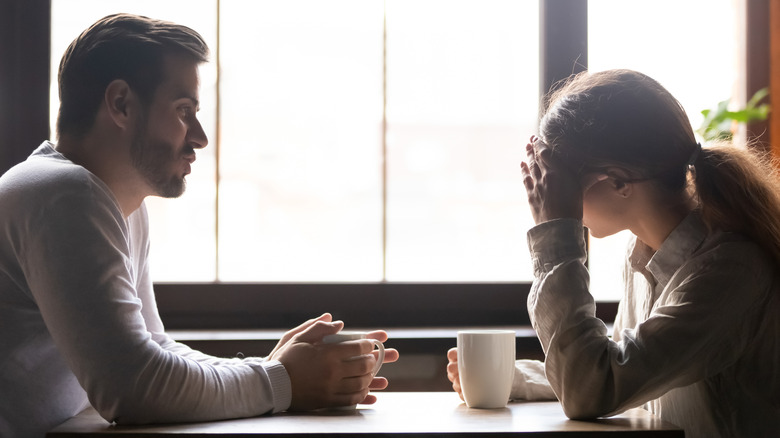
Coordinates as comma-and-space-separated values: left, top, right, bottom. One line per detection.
48, 391, 684, 437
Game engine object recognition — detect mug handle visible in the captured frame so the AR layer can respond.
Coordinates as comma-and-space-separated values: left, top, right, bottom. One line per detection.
370, 339, 385, 375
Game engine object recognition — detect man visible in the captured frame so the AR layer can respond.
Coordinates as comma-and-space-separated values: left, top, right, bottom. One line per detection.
0, 13, 398, 438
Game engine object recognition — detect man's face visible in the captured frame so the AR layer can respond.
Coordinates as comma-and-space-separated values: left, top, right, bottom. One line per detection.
130, 56, 207, 198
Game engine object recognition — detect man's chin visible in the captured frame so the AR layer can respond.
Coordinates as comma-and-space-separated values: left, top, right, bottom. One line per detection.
154, 179, 186, 199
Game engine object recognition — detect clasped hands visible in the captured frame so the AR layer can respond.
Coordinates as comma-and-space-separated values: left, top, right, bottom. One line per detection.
268, 313, 399, 411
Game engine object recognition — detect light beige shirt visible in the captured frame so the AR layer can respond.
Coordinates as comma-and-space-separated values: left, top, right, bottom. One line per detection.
514, 214, 780, 438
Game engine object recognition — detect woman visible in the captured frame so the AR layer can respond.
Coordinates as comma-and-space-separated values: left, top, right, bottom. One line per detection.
447, 69, 780, 437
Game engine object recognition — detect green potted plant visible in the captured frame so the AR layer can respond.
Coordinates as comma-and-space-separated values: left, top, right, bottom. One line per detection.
697, 87, 770, 142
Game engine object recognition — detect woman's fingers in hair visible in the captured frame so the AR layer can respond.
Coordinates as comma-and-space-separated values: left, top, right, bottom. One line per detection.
521, 161, 534, 191
524, 141, 542, 180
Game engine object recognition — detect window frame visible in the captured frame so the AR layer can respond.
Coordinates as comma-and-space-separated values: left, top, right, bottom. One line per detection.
3, 0, 771, 331
154, 282, 620, 330
157, 282, 533, 329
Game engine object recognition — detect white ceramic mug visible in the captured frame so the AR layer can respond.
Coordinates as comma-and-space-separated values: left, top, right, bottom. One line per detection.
322, 331, 386, 409
322, 331, 385, 375
457, 330, 515, 409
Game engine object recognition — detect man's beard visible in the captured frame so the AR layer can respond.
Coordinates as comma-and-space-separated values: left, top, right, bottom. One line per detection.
130, 118, 188, 198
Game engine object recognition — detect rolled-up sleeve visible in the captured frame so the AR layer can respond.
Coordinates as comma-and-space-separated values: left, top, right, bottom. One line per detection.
526, 219, 772, 420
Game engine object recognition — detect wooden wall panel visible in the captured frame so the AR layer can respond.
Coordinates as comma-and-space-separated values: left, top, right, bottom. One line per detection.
0, 0, 51, 176
771, 0, 780, 160
746, 0, 771, 149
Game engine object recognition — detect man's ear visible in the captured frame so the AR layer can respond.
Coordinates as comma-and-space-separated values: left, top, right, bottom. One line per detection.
104, 79, 136, 130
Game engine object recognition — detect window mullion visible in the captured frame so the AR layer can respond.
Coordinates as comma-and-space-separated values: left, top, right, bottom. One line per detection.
539, 0, 589, 262
539, 0, 588, 103
382, 0, 388, 282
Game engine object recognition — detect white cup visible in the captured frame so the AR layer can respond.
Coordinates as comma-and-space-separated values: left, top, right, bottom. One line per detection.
457, 330, 515, 409
322, 331, 386, 409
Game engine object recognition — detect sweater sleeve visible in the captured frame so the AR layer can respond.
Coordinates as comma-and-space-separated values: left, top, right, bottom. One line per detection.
127, 204, 292, 413
20, 173, 291, 425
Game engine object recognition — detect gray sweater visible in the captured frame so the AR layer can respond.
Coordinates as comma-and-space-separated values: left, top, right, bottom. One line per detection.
0, 142, 290, 438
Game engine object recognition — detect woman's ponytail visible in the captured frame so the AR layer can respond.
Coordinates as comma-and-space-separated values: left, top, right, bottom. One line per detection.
693, 143, 780, 265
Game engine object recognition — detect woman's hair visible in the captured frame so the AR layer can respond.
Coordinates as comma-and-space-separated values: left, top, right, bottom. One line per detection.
540, 69, 780, 265
56, 13, 210, 139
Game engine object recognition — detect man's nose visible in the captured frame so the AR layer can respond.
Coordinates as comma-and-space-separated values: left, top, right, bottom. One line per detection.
189, 118, 208, 149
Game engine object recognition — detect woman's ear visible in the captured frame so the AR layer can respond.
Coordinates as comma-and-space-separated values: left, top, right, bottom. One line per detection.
104, 79, 135, 130
605, 168, 633, 199
614, 179, 632, 198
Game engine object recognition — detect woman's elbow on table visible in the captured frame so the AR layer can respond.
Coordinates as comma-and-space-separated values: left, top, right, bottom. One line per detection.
556, 383, 631, 421
559, 399, 604, 420
553, 377, 620, 420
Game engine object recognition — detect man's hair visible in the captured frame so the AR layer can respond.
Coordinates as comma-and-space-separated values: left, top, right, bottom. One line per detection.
56, 13, 209, 139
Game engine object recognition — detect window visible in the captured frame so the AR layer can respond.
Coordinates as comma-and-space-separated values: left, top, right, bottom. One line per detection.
51, 0, 540, 284
50, 0, 740, 303
217, 1, 385, 281
384, 1, 538, 282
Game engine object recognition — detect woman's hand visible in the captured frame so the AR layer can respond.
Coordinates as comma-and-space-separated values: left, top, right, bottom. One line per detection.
520, 135, 584, 224
446, 347, 464, 401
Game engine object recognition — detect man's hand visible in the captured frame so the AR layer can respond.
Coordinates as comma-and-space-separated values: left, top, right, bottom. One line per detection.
446, 347, 464, 401
269, 314, 399, 410
520, 135, 584, 224
360, 330, 399, 405
268, 313, 336, 360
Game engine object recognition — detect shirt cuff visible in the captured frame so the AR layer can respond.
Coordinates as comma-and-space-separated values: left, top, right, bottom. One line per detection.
527, 218, 587, 275
261, 360, 292, 413
510, 359, 558, 401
